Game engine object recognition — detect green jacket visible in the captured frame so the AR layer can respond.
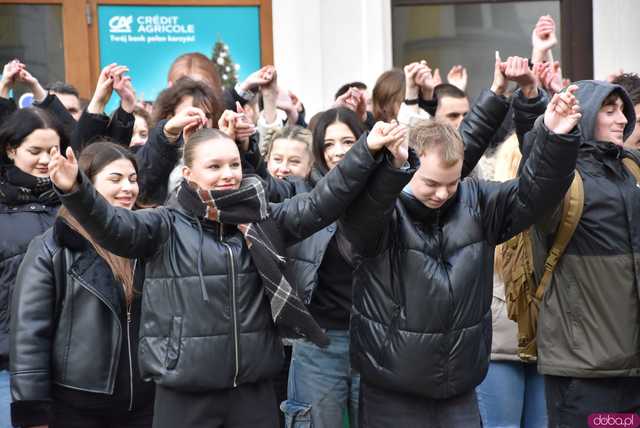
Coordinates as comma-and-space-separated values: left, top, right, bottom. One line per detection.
530, 80, 640, 377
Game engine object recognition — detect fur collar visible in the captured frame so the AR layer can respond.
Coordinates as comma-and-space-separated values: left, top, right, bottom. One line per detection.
53, 217, 90, 251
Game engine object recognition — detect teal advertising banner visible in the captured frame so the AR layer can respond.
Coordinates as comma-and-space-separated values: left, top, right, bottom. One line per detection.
98, 5, 261, 112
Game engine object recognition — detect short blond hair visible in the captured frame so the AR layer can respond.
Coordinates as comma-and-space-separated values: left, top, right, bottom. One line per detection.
263, 126, 313, 159
409, 119, 464, 167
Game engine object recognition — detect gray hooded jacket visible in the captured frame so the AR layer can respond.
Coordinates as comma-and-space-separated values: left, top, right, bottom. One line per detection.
529, 80, 640, 377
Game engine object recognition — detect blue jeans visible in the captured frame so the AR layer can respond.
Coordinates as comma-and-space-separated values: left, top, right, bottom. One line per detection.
281, 330, 359, 428
476, 361, 547, 428
0, 370, 12, 428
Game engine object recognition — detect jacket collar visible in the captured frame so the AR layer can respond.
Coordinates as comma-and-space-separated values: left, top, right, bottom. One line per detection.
53, 217, 125, 315
399, 190, 457, 225
53, 217, 90, 251
579, 139, 626, 179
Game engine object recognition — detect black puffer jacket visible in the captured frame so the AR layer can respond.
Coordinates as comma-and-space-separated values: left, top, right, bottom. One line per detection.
133, 120, 183, 207
71, 107, 135, 153
0, 199, 58, 365
57, 137, 380, 392
257, 89, 510, 305
10, 219, 153, 427
343, 118, 580, 399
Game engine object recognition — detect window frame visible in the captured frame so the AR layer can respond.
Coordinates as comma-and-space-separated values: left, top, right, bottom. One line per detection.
0, 0, 274, 98
391, 0, 593, 81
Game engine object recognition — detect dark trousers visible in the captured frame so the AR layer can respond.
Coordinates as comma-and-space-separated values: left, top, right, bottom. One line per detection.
358, 381, 482, 428
51, 400, 153, 428
545, 375, 640, 428
153, 380, 279, 428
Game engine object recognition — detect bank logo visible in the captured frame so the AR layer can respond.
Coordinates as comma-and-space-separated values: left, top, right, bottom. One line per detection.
589, 414, 640, 428
109, 16, 133, 33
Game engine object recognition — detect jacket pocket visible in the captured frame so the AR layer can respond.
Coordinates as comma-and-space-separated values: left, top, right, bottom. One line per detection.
164, 315, 183, 370
280, 399, 312, 428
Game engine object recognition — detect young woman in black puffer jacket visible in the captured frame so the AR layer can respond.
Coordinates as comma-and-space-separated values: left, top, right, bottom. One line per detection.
45, 123, 397, 428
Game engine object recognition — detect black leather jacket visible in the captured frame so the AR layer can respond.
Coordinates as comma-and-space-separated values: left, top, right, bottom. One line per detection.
10, 219, 153, 427
56, 137, 380, 392
343, 119, 580, 399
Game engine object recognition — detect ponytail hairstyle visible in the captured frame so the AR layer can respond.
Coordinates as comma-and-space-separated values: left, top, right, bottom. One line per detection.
182, 128, 234, 168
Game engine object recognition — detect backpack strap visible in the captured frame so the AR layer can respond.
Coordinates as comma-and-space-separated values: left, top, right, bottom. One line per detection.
535, 171, 584, 300
622, 157, 640, 183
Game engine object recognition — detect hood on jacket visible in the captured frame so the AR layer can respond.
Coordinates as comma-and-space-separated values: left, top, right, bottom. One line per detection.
574, 80, 636, 142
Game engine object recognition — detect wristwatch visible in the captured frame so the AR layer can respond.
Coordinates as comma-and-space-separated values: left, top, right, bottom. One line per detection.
404, 98, 419, 105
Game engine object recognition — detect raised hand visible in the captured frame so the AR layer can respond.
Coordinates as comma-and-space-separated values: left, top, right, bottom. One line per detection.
417, 61, 440, 100
0, 59, 24, 98
218, 109, 237, 140
333, 87, 367, 121
259, 66, 278, 124
502, 56, 538, 98
238, 65, 275, 94
233, 102, 256, 151
532, 15, 558, 53
112, 66, 136, 113
164, 106, 207, 143
48, 146, 79, 193
16, 66, 47, 102
490, 51, 508, 97
289, 90, 304, 116
447, 65, 468, 92
367, 120, 407, 154
88, 63, 118, 114
218, 106, 255, 145
431, 68, 443, 88
404, 62, 421, 100
276, 88, 300, 124
534, 61, 564, 95
384, 124, 409, 168
544, 85, 581, 135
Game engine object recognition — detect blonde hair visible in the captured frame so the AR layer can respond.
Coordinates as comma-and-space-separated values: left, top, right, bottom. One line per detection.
263, 126, 313, 160
409, 119, 464, 167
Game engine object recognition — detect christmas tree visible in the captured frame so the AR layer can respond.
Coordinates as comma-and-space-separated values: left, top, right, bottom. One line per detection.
211, 38, 240, 90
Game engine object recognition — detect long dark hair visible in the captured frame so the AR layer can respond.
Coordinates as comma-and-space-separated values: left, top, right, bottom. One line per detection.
58, 141, 138, 303
311, 107, 365, 174
78, 140, 138, 179
0, 107, 69, 164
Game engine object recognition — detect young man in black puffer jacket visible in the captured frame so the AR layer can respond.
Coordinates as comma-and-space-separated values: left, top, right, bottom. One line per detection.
342, 88, 582, 427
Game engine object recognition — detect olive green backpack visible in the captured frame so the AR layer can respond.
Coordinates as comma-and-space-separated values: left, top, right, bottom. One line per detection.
500, 157, 640, 362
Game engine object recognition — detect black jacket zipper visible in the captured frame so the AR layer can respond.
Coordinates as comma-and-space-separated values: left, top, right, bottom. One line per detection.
125, 259, 137, 411
220, 225, 240, 387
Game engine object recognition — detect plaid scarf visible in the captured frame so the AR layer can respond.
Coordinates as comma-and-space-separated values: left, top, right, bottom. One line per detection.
0, 165, 59, 206
177, 177, 330, 348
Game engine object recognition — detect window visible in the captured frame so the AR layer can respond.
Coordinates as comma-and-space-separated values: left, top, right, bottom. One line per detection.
0, 0, 273, 100
392, 0, 592, 100
0, 4, 65, 99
